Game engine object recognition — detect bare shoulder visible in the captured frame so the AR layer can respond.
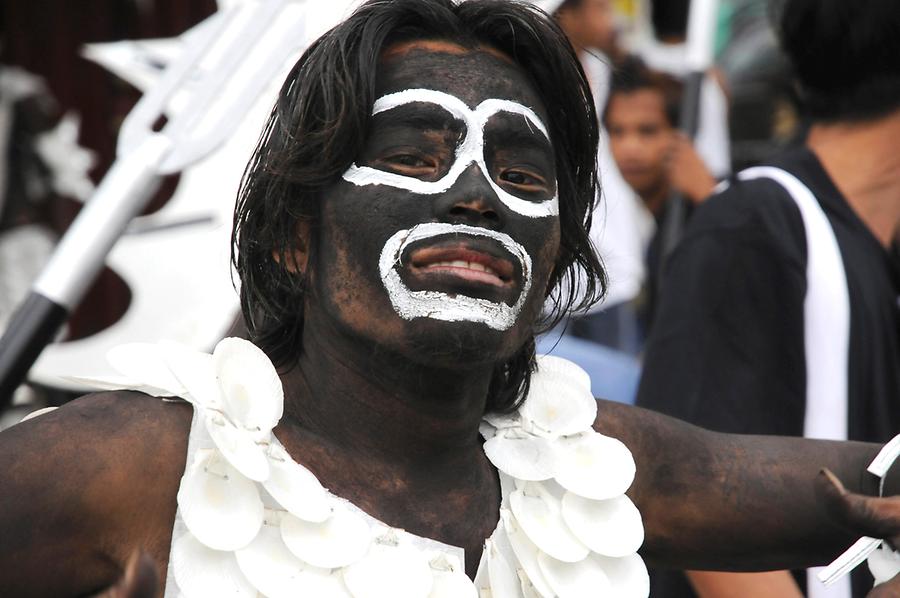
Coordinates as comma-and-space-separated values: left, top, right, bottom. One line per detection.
1, 390, 193, 486
0, 391, 192, 596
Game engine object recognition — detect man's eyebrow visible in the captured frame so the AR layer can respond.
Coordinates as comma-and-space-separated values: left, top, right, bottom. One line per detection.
371, 104, 463, 131
487, 117, 554, 153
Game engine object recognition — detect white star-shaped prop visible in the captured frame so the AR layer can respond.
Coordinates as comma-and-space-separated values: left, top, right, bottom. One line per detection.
29, 0, 361, 391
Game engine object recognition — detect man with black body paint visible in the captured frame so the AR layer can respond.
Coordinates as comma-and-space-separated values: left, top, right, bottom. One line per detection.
1, 1, 900, 596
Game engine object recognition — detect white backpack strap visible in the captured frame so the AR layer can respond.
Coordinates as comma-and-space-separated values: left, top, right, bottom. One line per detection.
737, 166, 852, 598
737, 166, 850, 440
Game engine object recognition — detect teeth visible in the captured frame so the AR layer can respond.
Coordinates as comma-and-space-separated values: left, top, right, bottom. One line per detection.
426, 260, 498, 276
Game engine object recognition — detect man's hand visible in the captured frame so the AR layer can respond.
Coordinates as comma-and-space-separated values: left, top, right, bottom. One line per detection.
666, 133, 717, 204
817, 469, 900, 596
93, 551, 159, 598
817, 469, 900, 547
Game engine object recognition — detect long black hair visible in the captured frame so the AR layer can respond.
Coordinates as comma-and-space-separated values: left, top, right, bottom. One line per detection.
232, 0, 606, 412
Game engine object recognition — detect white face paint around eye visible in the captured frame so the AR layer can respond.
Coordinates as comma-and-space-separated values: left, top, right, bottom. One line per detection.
379, 223, 534, 330
342, 88, 559, 219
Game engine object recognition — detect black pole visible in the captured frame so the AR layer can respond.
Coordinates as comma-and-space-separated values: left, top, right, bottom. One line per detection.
656, 69, 705, 289
0, 293, 68, 407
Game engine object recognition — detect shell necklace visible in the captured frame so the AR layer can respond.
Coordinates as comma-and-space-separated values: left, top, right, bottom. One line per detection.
78, 338, 649, 597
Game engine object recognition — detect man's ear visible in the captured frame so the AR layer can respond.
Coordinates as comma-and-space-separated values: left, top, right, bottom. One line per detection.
272, 220, 311, 274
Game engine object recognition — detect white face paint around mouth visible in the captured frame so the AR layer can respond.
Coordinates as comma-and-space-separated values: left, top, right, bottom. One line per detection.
342, 88, 558, 219
379, 223, 534, 330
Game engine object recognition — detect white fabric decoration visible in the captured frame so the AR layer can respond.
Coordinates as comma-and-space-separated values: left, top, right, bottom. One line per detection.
84, 338, 645, 596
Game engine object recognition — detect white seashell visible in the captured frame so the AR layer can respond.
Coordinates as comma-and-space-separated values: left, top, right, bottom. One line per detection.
213, 337, 283, 432
17, 406, 58, 423
493, 514, 536, 598
509, 482, 589, 563
161, 342, 221, 409
552, 432, 636, 500
204, 410, 270, 482
519, 373, 597, 438
177, 449, 264, 551
428, 554, 478, 598
429, 552, 463, 572
500, 509, 554, 598
534, 355, 591, 392
281, 504, 372, 569
235, 521, 351, 598
594, 553, 650, 598
869, 545, 900, 586
560, 493, 644, 557
263, 442, 333, 522
60, 374, 177, 398
518, 578, 541, 598
536, 478, 568, 499
474, 539, 492, 593
512, 477, 529, 492
343, 534, 434, 598
483, 410, 522, 430
429, 568, 478, 598
518, 570, 547, 598
485, 538, 523, 598
171, 532, 257, 598
480, 421, 498, 441
483, 430, 555, 481
537, 552, 612, 598
106, 343, 185, 396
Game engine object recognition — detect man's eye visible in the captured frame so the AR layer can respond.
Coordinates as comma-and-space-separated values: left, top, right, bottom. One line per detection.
500, 169, 546, 189
380, 152, 437, 175
391, 154, 429, 167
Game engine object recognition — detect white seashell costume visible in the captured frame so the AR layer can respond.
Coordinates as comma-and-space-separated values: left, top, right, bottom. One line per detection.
75, 337, 648, 597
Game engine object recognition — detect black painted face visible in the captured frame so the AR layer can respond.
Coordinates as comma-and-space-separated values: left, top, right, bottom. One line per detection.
309, 41, 562, 367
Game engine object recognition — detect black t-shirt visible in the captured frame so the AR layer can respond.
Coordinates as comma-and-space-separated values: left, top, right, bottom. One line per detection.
636, 147, 900, 597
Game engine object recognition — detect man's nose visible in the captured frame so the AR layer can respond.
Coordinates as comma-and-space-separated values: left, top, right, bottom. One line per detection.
433, 163, 504, 228
620, 132, 643, 154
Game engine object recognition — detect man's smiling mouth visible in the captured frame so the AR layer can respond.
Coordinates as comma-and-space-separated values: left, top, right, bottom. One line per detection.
378, 223, 533, 330
408, 243, 515, 288
401, 237, 521, 304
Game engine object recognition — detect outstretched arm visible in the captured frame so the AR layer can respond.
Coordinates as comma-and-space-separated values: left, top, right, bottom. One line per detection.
685, 570, 803, 598
594, 400, 891, 571
0, 392, 190, 597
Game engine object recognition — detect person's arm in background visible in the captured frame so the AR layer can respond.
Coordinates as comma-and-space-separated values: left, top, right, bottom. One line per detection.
687, 570, 803, 598
666, 132, 718, 204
